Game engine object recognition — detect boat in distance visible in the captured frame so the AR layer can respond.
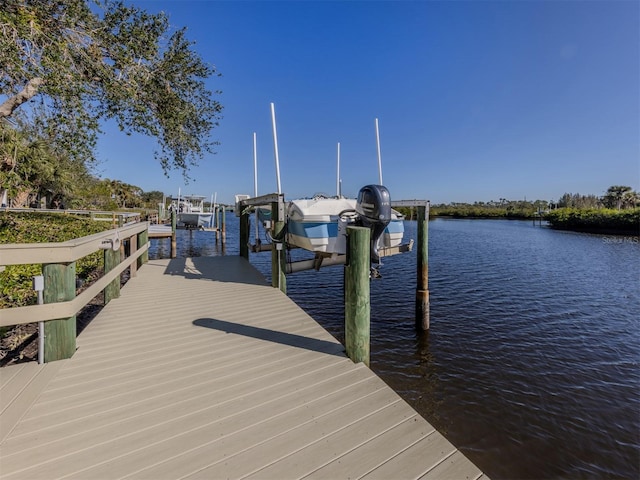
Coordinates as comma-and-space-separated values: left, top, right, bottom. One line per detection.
170, 195, 213, 229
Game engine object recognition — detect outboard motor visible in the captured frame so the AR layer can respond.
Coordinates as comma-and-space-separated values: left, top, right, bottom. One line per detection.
355, 185, 391, 263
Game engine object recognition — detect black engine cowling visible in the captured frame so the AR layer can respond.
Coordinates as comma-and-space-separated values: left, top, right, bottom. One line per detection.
355, 185, 391, 263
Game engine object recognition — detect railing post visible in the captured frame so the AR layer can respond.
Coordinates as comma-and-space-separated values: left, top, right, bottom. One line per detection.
271, 199, 286, 294
240, 207, 250, 259
416, 203, 430, 330
42, 262, 76, 362
129, 233, 138, 277
345, 226, 370, 366
137, 227, 149, 268
104, 246, 120, 304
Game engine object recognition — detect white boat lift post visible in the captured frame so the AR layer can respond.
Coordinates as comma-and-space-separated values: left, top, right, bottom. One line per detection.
375, 118, 383, 185
253, 132, 260, 246
209, 193, 214, 229
270, 103, 282, 195
336, 142, 341, 197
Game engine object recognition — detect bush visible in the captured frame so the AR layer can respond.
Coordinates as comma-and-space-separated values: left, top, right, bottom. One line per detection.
0, 212, 114, 308
545, 208, 640, 235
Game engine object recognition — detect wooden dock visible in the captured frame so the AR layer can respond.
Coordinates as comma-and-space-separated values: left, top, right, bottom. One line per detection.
0, 256, 487, 480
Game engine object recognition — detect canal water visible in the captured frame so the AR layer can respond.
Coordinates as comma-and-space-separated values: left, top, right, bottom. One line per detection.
149, 217, 640, 479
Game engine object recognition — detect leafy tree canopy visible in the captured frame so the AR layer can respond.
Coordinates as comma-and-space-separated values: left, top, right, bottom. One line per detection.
0, 0, 222, 178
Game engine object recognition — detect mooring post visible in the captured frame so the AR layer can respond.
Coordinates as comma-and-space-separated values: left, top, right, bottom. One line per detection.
103, 245, 120, 304
240, 206, 250, 259
416, 203, 430, 330
221, 206, 226, 245
271, 197, 287, 294
345, 225, 370, 366
215, 206, 221, 243
171, 209, 177, 258
42, 262, 76, 362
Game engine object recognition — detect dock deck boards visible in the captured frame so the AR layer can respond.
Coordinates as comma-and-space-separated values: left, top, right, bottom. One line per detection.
0, 256, 486, 479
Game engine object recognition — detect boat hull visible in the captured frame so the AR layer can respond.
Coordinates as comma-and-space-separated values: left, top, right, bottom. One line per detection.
178, 212, 213, 228
286, 197, 404, 254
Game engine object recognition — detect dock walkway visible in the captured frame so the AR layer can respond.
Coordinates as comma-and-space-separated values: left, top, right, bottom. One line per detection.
0, 256, 487, 479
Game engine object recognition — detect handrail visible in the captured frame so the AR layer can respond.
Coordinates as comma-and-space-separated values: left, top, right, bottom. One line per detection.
0, 244, 147, 328
2, 207, 141, 217
0, 223, 147, 266
0, 223, 149, 327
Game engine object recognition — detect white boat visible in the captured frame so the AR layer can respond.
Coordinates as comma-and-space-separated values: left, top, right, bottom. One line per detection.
286, 186, 405, 262
171, 195, 213, 229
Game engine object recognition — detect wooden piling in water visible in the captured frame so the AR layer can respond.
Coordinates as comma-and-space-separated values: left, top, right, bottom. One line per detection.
271, 200, 287, 294
345, 226, 370, 366
221, 207, 226, 245
416, 203, 430, 330
42, 262, 76, 362
171, 210, 177, 258
215, 206, 220, 243
240, 208, 249, 259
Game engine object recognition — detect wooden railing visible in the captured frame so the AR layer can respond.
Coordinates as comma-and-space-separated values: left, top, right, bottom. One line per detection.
0, 222, 150, 362
1, 207, 142, 227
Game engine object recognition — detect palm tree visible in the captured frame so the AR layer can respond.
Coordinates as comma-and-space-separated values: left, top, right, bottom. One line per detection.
602, 186, 633, 210
621, 190, 640, 209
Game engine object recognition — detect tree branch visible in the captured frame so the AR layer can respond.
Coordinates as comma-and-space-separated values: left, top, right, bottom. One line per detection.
0, 78, 44, 118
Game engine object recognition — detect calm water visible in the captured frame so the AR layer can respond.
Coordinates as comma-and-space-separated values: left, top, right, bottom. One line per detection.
149, 218, 640, 479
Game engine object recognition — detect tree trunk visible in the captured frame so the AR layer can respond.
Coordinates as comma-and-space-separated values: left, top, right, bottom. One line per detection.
11, 189, 32, 208
0, 78, 44, 118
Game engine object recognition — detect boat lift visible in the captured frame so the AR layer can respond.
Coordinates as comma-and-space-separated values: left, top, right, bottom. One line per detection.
236, 194, 427, 273
236, 194, 430, 331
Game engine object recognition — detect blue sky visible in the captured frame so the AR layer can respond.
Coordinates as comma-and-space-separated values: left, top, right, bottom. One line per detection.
96, 0, 640, 205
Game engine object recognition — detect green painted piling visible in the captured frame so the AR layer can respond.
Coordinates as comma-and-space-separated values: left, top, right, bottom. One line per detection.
137, 229, 148, 268
103, 247, 120, 304
416, 204, 430, 330
345, 226, 370, 366
42, 262, 76, 362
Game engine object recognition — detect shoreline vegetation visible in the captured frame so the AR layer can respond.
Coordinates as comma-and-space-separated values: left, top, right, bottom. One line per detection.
393, 205, 639, 236
396, 186, 640, 236
544, 208, 640, 236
